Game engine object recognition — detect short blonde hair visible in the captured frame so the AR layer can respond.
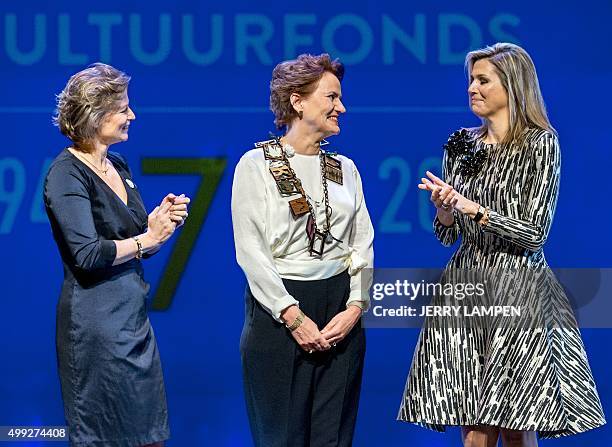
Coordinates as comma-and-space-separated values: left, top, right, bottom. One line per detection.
270, 53, 344, 129
53, 63, 130, 148
465, 43, 555, 146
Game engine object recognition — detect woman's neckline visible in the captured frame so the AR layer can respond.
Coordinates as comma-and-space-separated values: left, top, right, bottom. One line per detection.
476, 138, 500, 147
292, 151, 321, 158
64, 148, 130, 207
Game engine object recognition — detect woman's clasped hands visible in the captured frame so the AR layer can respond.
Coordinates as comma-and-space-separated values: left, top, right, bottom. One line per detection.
147, 193, 191, 244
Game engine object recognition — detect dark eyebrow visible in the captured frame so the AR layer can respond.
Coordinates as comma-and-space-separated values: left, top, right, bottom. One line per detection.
327, 91, 342, 98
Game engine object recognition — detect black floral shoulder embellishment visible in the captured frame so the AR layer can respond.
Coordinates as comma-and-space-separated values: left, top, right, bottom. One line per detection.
443, 129, 488, 177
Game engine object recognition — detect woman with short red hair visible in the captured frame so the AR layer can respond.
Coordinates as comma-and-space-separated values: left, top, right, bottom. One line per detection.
232, 53, 374, 447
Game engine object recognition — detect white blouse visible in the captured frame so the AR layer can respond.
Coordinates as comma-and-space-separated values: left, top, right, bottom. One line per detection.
231, 147, 374, 322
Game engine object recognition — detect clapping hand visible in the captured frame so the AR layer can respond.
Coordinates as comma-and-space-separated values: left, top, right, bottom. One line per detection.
161, 193, 191, 228
418, 171, 460, 214
419, 171, 477, 215
147, 199, 176, 245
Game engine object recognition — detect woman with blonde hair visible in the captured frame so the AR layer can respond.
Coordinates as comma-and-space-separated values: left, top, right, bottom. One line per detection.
398, 43, 605, 446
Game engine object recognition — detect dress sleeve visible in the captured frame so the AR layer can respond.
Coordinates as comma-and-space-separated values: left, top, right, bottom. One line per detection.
44, 162, 117, 271
482, 132, 561, 251
231, 155, 299, 322
434, 148, 461, 247
346, 161, 375, 309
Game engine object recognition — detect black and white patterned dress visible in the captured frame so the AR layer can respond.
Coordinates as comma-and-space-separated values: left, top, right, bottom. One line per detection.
397, 128, 606, 438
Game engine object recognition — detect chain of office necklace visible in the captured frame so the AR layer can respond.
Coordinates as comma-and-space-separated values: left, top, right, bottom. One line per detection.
318, 149, 333, 239
277, 138, 332, 239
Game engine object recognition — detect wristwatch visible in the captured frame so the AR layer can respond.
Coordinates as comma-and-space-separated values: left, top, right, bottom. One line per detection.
473, 205, 485, 223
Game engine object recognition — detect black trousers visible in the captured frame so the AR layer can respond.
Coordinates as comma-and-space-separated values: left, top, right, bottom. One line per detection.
240, 270, 366, 447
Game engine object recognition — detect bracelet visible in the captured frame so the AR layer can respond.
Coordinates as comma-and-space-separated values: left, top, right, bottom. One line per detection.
285, 310, 305, 332
133, 236, 143, 259
480, 206, 491, 226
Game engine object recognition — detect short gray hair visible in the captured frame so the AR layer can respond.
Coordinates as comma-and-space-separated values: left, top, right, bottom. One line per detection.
53, 63, 130, 148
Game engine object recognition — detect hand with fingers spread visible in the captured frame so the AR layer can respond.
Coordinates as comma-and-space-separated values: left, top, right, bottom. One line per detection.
161, 193, 191, 228
418, 171, 480, 224
321, 305, 362, 346
281, 305, 331, 353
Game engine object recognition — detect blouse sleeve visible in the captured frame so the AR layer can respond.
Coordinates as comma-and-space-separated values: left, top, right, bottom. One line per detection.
346, 161, 375, 309
44, 161, 117, 271
482, 132, 561, 251
434, 148, 461, 247
231, 155, 299, 322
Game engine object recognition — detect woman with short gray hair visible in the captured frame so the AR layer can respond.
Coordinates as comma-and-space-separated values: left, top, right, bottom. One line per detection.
45, 63, 190, 446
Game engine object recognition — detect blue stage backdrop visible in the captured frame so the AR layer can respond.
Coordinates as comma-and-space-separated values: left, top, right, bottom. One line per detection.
1, 1, 610, 445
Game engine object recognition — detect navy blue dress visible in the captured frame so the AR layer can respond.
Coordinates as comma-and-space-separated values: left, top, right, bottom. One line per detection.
44, 149, 169, 446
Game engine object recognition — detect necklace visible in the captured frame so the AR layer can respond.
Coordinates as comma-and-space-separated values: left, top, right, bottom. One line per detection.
260, 136, 343, 256
73, 150, 110, 176
280, 138, 332, 256
306, 192, 322, 207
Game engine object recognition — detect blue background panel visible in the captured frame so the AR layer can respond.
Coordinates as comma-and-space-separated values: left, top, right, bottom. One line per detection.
0, 1, 610, 445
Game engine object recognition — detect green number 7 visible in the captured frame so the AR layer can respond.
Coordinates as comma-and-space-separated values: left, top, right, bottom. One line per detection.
141, 157, 227, 310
